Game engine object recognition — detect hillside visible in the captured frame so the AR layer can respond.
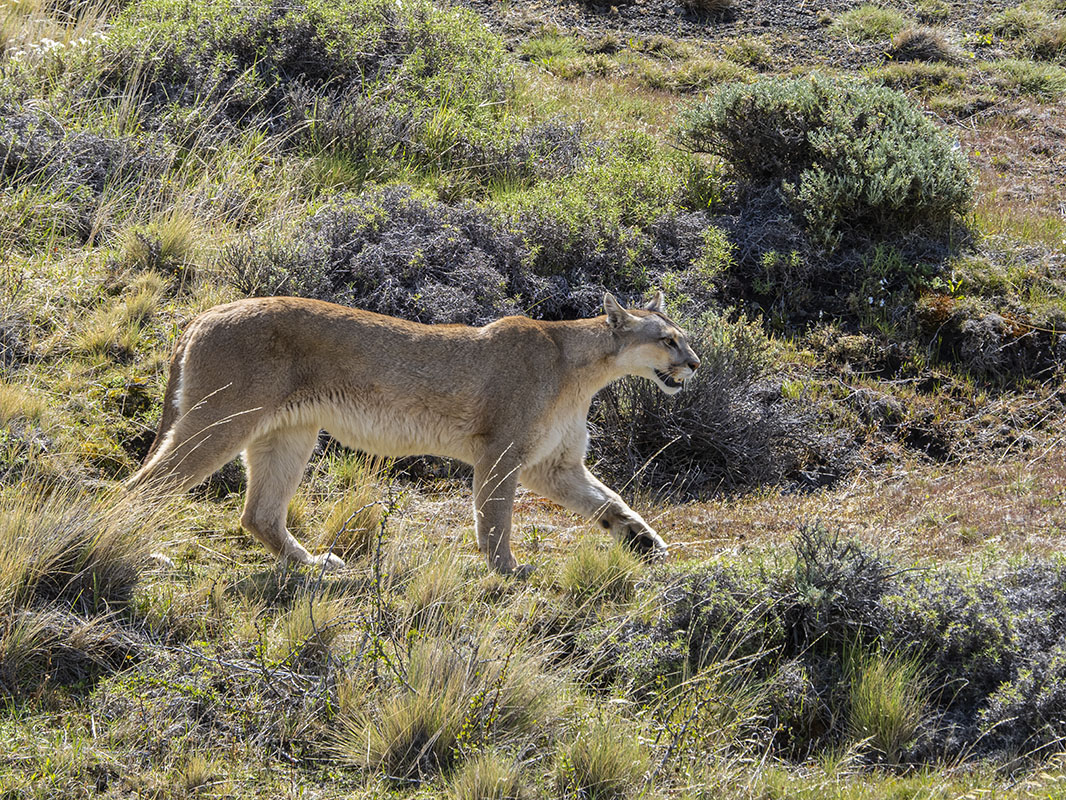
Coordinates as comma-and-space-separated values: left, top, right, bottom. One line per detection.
1, 0, 1065, 796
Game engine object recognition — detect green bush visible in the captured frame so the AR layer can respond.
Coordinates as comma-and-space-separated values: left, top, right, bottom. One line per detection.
99, 0, 510, 162
678, 74, 974, 249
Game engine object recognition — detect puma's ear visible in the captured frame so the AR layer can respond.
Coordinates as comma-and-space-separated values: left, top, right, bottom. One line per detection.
645, 291, 666, 314
604, 292, 636, 330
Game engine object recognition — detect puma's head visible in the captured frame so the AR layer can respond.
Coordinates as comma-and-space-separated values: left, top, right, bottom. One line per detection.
604, 292, 701, 396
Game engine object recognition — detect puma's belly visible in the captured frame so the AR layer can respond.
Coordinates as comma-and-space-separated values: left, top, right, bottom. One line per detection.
310, 390, 481, 462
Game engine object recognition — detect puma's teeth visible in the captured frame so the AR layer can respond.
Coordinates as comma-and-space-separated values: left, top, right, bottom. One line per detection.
655, 370, 682, 389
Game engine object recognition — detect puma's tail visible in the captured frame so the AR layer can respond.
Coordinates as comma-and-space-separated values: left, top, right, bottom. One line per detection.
125, 332, 189, 489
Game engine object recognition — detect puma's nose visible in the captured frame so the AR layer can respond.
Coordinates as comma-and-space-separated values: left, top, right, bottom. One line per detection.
688, 357, 700, 371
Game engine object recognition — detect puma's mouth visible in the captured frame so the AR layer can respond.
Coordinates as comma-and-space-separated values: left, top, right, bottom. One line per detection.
655, 370, 683, 390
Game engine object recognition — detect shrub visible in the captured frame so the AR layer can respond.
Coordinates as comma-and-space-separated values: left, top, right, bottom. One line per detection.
100, 0, 510, 163
589, 309, 822, 498
225, 169, 711, 325
0, 99, 165, 250
678, 74, 975, 249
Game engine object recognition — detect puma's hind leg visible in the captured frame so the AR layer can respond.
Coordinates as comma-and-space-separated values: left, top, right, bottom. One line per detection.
241, 425, 344, 570
126, 403, 264, 494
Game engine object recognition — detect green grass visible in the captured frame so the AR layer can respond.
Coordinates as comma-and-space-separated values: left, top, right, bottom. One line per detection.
2, 0, 1066, 796
832, 5, 915, 41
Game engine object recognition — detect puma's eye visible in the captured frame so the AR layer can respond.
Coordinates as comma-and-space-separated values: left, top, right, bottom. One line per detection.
662, 337, 678, 349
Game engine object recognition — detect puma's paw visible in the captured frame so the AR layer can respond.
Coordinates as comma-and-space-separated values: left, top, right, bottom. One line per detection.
513, 563, 536, 580
619, 523, 668, 560
315, 551, 346, 571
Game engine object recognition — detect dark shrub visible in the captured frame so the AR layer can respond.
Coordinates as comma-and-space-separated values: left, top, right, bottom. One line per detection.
678, 74, 975, 250
225, 182, 716, 325
0, 100, 165, 247
589, 310, 825, 498
224, 186, 535, 324
577, 529, 1066, 764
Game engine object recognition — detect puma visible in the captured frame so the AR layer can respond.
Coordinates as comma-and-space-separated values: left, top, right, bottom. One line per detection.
127, 292, 700, 573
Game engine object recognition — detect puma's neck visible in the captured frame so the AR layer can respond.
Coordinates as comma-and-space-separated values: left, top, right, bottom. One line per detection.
551, 317, 627, 400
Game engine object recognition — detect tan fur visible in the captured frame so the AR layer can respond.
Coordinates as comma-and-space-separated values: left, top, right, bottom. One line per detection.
127, 292, 700, 573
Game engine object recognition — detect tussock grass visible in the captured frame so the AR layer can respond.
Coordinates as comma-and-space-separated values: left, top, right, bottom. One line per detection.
888, 26, 955, 61
336, 622, 569, 782
71, 275, 164, 359
269, 588, 354, 671
445, 750, 529, 800
555, 716, 650, 800
0, 380, 46, 425
559, 541, 642, 604
988, 58, 1066, 99
316, 454, 388, 560
118, 210, 201, 283
846, 648, 928, 763
0, 481, 166, 612
832, 5, 914, 41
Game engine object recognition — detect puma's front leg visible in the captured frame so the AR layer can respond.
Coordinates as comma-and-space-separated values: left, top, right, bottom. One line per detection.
473, 451, 523, 574
521, 457, 667, 558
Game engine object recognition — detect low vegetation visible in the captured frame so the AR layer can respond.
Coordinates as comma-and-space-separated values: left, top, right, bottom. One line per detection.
1, 0, 1064, 795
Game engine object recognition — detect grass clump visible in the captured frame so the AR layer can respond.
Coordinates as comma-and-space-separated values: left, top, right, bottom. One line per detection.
337, 630, 566, 782
846, 648, 928, 763
888, 26, 955, 61
560, 541, 642, 604
832, 5, 914, 41
0, 482, 162, 613
269, 589, 353, 671
988, 58, 1066, 100
637, 57, 752, 94
555, 716, 650, 800
446, 750, 529, 800
678, 73, 974, 249
316, 454, 388, 560
680, 0, 733, 16
986, 3, 1066, 60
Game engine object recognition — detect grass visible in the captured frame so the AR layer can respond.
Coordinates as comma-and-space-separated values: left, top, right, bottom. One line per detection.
846, 648, 928, 763
2, 0, 1066, 795
986, 58, 1066, 99
832, 5, 915, 41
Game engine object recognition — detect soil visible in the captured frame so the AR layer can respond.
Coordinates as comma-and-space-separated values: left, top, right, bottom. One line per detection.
455, 0, 1023, 67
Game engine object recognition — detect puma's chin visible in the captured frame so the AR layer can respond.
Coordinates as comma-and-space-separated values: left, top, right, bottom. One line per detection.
652, 369, 684, 395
